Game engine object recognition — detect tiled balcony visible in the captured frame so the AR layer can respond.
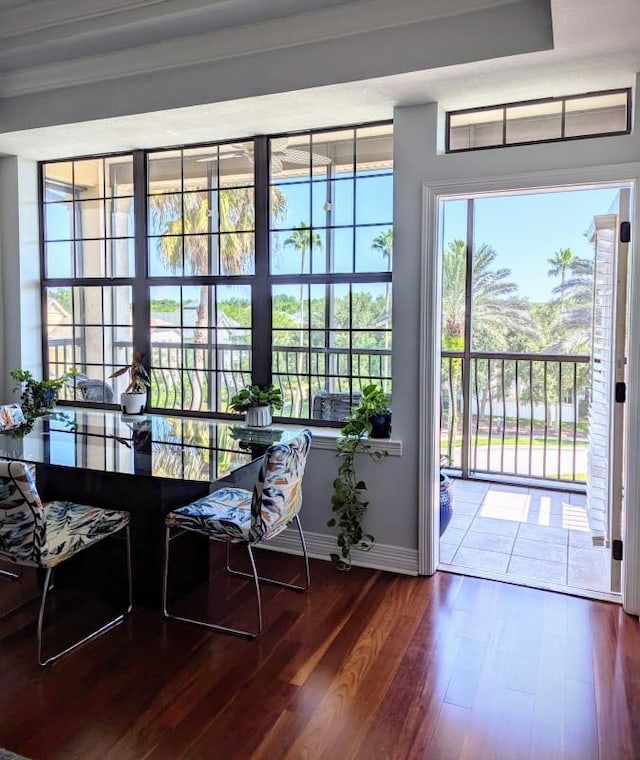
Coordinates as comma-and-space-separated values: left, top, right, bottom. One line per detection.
439, 479, 612, 595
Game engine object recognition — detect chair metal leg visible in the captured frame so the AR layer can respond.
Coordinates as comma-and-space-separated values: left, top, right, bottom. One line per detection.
247, 544, 263, 635
162, 526, 259, 639
226, 514, 311, 592
297, 515, 311, 591
0, 566, 22, 581
124, 524, 133, 614
37, 524, 133, 667
162, 524, 171, 619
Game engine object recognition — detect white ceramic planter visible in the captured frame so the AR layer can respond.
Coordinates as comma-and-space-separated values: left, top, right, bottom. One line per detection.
245, 405, 272, 427
121, 391, 147, 415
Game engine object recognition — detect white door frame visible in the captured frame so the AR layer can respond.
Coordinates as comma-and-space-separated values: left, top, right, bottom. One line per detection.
418, 165, 640, 615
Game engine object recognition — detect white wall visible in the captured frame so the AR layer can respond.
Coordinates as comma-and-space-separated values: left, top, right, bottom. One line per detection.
0, 156, 42, 401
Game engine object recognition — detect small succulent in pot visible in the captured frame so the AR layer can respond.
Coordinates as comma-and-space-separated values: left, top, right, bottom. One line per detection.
109, 353, 151, 415
229, 384, 283, 427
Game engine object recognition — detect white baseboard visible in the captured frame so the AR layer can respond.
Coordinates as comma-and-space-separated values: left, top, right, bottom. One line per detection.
257, 528, 419, 576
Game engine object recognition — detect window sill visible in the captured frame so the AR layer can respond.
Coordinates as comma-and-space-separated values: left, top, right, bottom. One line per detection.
275, 423, 403, 457
58, 406, 403, 457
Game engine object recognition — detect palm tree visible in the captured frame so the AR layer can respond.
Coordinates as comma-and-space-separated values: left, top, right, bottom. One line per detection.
284, 223, 322, 390
149, 192, 211, 345
372, 228, 393, 314
441, 239, 532, 456
283, 222, 322, 277
442, 239, 532, 350
549, 256, 593, 353
547, 247, 575, 312
150, 185, 286, 410
372, 228, 393, 267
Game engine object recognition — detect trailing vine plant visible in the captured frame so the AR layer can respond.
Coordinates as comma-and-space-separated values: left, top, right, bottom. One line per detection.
328, 386, 389, 571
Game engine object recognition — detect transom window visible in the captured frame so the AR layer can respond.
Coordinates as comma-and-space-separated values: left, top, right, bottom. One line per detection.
40, 123, 393, 423
446, 88, 631, 152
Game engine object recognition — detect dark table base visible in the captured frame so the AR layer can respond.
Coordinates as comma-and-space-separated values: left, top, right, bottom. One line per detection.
36, 459, 261, 608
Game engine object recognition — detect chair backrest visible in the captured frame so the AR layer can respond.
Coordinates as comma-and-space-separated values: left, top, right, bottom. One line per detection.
71, 374, 114, 404
311, 390, 391, 422
0, 460, 46, 564
311, 391, 356, 422
0, 404, 26, 431
250, 429, 312, 541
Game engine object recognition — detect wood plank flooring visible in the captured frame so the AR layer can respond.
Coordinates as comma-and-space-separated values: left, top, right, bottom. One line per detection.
0, 545, 639, 760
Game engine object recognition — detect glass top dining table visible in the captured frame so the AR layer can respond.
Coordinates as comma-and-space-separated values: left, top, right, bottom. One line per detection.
0, 408, 291, 483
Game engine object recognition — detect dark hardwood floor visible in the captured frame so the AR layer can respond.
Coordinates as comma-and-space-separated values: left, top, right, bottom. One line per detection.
0, 546, 639, 760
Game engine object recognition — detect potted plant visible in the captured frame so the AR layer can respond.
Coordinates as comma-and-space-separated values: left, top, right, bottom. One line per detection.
229, 384, 283, 427
344, 383, 391, 439
109, 353, 151, 415
10, 367, 77, 420
328, 388, 389, 571
440, 456, 455, 536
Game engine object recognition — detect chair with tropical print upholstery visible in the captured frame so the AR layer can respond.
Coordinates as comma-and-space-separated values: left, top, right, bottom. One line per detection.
0, 460, 132, 666
162, 429, 312, 638
0, 404, 26, 432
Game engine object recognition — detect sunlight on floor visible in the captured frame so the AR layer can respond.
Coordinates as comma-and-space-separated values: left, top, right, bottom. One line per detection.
441, 481, 611, 594
562, 503, 590, 531
479, 490, 531, 522
538, 496, 550, 526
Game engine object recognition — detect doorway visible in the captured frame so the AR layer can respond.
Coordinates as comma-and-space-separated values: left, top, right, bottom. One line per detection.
435, 182, 632, 598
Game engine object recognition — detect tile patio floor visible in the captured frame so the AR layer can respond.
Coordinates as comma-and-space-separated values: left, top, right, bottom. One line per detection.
439, 479, 612, 594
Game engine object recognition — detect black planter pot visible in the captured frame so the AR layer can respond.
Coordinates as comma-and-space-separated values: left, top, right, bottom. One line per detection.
440, 473, 454, 536
369, 411, 392, 439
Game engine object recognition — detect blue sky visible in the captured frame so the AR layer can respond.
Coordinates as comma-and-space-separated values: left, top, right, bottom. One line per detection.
441, 185, 626, 303
46, 176, 627, 306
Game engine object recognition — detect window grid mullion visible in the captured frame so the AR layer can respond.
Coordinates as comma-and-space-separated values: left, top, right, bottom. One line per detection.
252, 135, 272, 389
101, 286, 106, 396
133, 149, 150, 402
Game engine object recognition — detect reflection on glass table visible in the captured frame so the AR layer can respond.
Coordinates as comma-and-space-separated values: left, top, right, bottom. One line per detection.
0, 409, 290, 483
0, 409, 300, 607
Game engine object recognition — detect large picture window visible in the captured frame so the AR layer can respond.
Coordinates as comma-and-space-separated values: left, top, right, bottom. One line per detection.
269, 126, 393, 419
40, 123, 392, 423
146, 144, 255, 413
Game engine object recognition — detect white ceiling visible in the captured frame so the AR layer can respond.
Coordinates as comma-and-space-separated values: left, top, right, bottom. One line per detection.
0, 0, 357, 71
0, 0, 639, 160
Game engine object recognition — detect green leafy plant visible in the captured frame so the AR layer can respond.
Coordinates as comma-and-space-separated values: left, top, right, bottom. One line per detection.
109, 352, 151, 393
229, 384, 283, 412
11, 367, 77, 420
341, 383, 390, 437
328, 386, 389, 571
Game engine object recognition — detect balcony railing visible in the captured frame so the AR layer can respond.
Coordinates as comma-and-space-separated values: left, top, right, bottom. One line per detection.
150, 343, 252, 412
48, 339, 392, 420
273, 344, 392, 418
442, 351, 590, 484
